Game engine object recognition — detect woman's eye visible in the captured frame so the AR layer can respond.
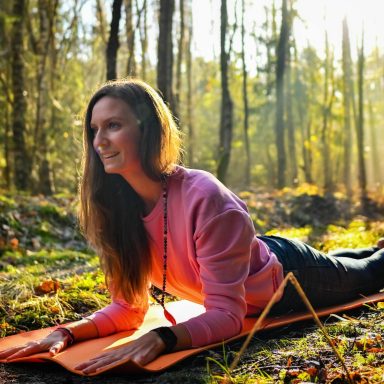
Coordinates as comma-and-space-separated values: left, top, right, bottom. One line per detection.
108, 122, 120, 129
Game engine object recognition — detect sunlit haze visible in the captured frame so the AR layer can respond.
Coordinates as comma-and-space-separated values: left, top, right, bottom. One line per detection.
192, 0, 384, 62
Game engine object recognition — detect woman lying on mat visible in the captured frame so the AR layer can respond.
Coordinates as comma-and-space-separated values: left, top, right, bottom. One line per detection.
1, 79, 383, 374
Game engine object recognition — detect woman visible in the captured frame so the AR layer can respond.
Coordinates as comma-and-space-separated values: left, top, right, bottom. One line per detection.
1, 79, 383, 375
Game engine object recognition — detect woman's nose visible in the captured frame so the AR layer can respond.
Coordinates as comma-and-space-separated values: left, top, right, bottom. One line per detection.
93, 130, 108, 151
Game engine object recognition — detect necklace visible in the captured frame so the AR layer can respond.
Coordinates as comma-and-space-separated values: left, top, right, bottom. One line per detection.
150, 175, 176, 326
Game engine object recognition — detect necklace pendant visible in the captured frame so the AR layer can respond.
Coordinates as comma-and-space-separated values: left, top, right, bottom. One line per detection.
164, 307, 177, 326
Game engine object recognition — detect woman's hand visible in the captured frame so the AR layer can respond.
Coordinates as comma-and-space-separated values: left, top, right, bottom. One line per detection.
0, 330, 70, 361
75, 331, 165, 374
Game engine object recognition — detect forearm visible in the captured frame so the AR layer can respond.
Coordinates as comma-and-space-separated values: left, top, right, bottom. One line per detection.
170, 323, 192, 351
62, 318, 99, 343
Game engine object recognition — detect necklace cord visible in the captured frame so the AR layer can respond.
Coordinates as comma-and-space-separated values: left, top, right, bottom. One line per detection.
150, 175, 176, 325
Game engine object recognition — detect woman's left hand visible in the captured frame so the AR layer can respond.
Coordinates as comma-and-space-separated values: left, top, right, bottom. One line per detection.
74, 331, 165, 375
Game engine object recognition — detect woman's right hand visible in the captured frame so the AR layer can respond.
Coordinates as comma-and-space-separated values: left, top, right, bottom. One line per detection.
0, 330, 70, 361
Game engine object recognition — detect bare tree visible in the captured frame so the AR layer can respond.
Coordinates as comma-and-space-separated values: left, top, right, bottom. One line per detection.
185, 1, 194, 165
11, 0, 30, 190
321, 32, 336, 193
217, 0, 233, 184
106, 0, 123, 80
157, 0, 175, 111
0, 1, 13, 188
96, 0, 108, 44
241, 0, 251, 185
275, 0, 290, 188
356, 30, 367, 206
125, 0, 136, 76
174, 0, 185, 120
139, 0, 148, 80
342, 18, 353, 197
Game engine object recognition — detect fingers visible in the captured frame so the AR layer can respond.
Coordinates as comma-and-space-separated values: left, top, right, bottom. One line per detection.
49, 340, 66, 356
0, 345, 26, 360
2, 342, 40, 361
74, 332, 165, 375
76, 354, 121, 374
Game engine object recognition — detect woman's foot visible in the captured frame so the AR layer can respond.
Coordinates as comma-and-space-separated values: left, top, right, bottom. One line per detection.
377, 238, 384, 249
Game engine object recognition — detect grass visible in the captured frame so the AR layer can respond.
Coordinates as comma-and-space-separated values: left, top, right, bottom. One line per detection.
0, 188, 384, 383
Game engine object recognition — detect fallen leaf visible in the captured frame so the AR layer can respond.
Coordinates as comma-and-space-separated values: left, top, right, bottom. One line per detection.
306, 366, 318, 376
35, 280, 60, 294
9, 237, 19, 250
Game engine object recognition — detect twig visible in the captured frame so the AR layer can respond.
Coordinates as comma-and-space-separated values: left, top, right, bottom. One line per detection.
287, 274, 353, 384
221, 272, 354, 384
222, 272, 290, 383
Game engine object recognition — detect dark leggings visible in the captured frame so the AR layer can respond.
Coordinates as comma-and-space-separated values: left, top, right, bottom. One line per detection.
258, 235, 384, 314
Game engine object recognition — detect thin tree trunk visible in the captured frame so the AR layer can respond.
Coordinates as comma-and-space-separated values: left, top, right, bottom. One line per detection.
368, 100, 380, 186
174, 0, 185, 120
157, 0, 175, 111
285, 37, 297, 186
185, 2, 194, 165
139, 0, 148, 80
356, 32, 367, 207
31, 0, 56, 195
125, 0, 136, 76
0, 2, 12, 188
11, 0, 30, 190
275, 0, 289, 188
217, 0, 233, 184
241, 0, 251, 185
96, 0, 108, 44
321, 32, 336, 193
342, 18, 353, 197
3, 101, 11, 188
106, 0, 123, 80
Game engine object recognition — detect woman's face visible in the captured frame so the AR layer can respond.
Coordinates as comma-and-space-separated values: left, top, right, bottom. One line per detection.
90, 96, 142, 177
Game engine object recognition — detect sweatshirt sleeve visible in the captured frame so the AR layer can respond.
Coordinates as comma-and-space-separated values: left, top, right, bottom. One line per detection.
181, 209, 254, 347
85, 294, 149, 338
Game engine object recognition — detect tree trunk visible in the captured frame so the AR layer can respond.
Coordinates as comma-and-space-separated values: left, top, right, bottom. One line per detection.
342, 18, 353, 197
185, 2, 194, 165
174, 0, 185, 120
0, 2, 12, 188
285, 36, 297, 186
139, 0, 148, 80
106, 0, 123, 80
125, 0, 136, 76
32, 0, 56, 195
96, 0, 108, 44
11, 0, 30, 190
241, 0, 251, 185
368, 100, 380, 186
275, 0, 289, 188
321, 32, 336, 193
157, 0, 175, 111
356, 32, 367, 207
217, 0, 233, 184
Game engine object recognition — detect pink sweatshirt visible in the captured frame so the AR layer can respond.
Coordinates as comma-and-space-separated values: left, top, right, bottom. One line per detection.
87, 166, 284, 347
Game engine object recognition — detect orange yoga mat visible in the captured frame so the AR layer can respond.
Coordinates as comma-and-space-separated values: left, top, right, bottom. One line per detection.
1, 292, 383, 376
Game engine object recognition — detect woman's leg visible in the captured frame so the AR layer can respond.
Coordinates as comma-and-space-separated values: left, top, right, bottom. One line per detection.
329, 238, 384, 259
258, 235, 384, 314
328, 247, 378, 259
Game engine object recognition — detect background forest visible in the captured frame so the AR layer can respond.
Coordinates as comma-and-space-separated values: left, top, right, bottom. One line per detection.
1, 0, 384, 200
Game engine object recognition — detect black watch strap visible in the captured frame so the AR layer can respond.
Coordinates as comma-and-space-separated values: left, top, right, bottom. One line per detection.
151, 326, 177, 353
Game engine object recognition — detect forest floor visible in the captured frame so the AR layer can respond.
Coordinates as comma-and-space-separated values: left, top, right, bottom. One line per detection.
0, 186, 384, 383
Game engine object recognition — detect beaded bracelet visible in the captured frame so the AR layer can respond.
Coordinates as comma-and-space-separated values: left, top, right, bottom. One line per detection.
54, 327, 75, 346
151, 326, 177, 353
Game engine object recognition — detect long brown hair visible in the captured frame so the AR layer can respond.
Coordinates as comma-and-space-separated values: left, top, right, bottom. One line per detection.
79, 79, 182, 305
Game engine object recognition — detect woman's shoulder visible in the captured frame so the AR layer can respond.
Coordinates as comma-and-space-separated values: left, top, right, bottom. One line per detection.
170, 165, 227, 193
169, 165, 248, 212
